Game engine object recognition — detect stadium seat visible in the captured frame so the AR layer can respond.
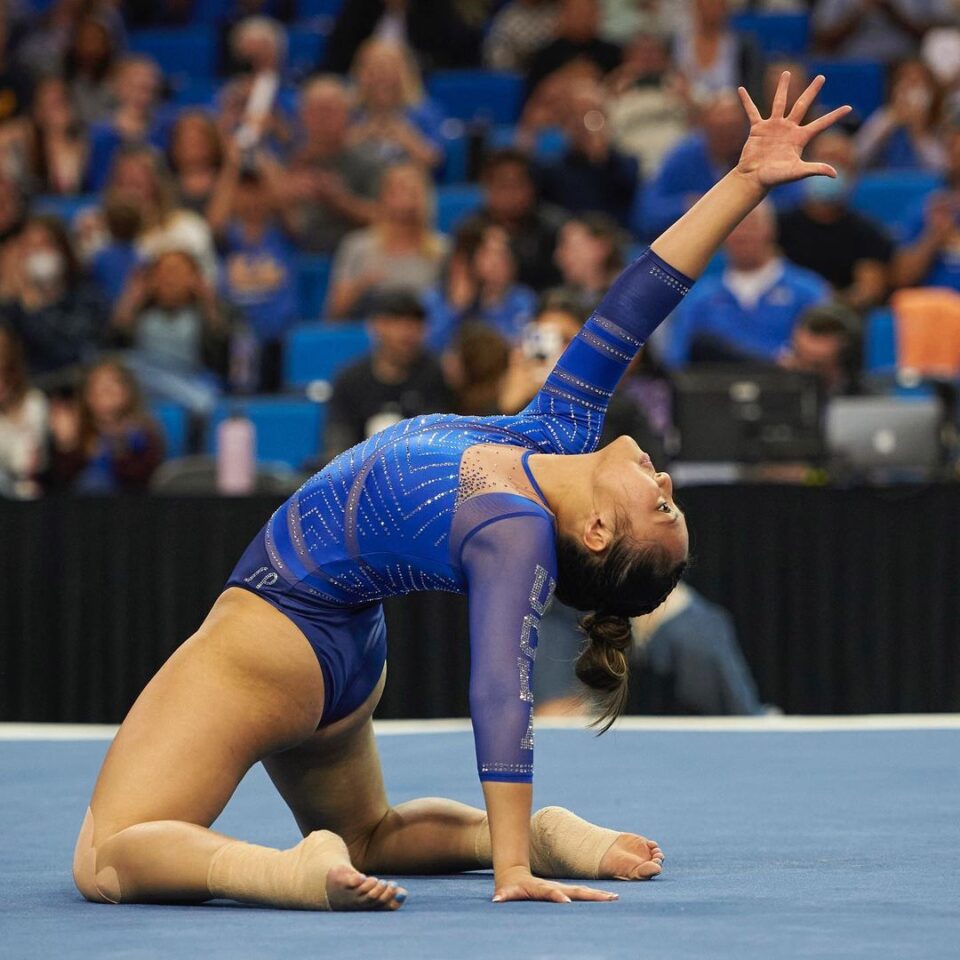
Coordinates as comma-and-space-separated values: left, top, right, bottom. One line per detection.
486, 125, 568, 162
436, 183, 484, 233
191, 0, 229, 23
426, 70, 525, 126
865, 307, 897, 374
170, 77, 219, 107
295, 255, 333, 322
129, 28, 218, 80
289, 28, 327, 76
206, 398, 326, 469
731, 12, 810, 56
150, 401, 189, 459
33, 194, 99, 224
297, 0, 346, 18
284, 323, 372, 388
806, 59, 886, 123
850, 171, 943, 234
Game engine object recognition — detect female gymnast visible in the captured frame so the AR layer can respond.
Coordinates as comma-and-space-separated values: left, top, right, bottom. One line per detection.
74, 75, 849, 911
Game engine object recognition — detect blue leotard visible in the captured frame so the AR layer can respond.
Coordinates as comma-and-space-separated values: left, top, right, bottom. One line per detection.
226, 249, 691, 784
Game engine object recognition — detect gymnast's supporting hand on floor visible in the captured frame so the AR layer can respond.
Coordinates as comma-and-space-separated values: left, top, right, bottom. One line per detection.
72, 74, 850, 910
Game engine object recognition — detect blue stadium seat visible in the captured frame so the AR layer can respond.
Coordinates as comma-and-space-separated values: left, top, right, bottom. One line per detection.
170, 77, 219, 107
289, 28, 327, 76
487, 125, 568, 162
436, 183, 484, 233
297, 0, 345, 17
207, 398, 325, 469
33, 194, 99, 224
865, 307, 897, 373
191, 0, 229, 22
440, 129, 468, 184
295, 255, 333, 322
284, 323, 372, 387
150, 401, 189, 458
426, 70, 525, 125
732, 12, 810, 56
850, 171, 943, 234
129, 28, 218, 79
806, 59, 886, 123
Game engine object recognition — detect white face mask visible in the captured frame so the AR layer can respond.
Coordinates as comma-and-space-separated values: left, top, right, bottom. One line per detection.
25, 250, 64, 285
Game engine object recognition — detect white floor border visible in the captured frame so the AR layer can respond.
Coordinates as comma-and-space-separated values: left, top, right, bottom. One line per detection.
1, 714, 959, 740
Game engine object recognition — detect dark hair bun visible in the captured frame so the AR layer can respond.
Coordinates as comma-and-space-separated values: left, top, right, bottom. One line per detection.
575, 613, 632, 732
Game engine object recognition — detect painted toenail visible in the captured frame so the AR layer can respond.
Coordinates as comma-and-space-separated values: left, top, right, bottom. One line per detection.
395, 892, 406, 903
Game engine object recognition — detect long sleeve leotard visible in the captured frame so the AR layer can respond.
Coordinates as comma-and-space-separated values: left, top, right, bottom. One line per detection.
264, 250, 691, 783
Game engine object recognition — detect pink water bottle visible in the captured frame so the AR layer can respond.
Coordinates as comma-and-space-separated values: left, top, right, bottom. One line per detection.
217, 411, 256, 495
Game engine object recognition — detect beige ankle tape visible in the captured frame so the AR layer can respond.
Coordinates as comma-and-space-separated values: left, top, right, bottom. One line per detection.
207, 831, 341, 910
529, 806, 620, 880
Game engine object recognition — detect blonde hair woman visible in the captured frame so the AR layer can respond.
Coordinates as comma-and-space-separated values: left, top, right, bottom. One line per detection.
326, 161, 448, 319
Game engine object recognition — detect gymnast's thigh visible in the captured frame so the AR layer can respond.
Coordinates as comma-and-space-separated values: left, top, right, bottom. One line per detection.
87, 588, 327, 846
263, 664, 389, 851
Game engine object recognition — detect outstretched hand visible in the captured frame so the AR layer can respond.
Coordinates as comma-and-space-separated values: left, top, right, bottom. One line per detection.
736, 73, 851, 190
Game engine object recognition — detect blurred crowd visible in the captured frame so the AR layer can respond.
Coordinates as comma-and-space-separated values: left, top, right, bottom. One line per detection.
3, 0, 960, 496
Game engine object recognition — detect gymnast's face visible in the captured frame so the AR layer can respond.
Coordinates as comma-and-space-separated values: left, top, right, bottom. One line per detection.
590, 435, 688, 562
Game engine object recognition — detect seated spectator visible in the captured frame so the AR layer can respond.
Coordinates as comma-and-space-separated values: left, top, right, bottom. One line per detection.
600, 0, 689, 45
45, 357, 163, 493
323, 288, 452, 461
450, 323, 512, 416
664, 201, 830, 367
0, 215, 106, 380
64, 14, 118, 125
778, 302, 862, 396
88, 190, 143, 303
167, 111, 225, 215
87, 56, 167, 192
323, 0, 482, 74
0, 326, 47, 498
638, 89, 746, 237
526, 0, 622, 96
519, 57, 603, 141
778, 131, 894, 312
327, 161, 448, 319
607, 31, 691, 179
0, 74, 89, 195
348, 39, 445, 172
423, 222, 537, 351
461, 148, 563, 290
282, 75, 384, 255
893, 126, 960, 290
553, 213, 624, 315
813, 0, 950, 64
537, 78, 639, 225
856, 59, 947, 172
673, 0, 764, 106
207, 150, 298, 392
484, 0, 559, 72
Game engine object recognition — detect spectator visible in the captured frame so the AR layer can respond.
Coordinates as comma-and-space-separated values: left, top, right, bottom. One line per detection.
462, 148, 562, 290
673, 0, 764, 106
893, 126, 960, 290
519, 57, 603, 139
0, 173, 25, 255
423, 222, 536, 351
813, 0, 951, 64
484, 0, 559, 72
856, 59, 947, 172
45, 357, 164, 493
323, 288, 451, 461
553, 213, 625, 315
449, 322, 512, 416
526, 0, 622, 96
326, 161, 448, 319
281, 77, 383, 255
778, 302, 862, 396
600, 0, 690, 45
207, 151, 298, 391
0, 326, 47, 498
227, 15, 288, 79
537, 78, 639, 224
607, 31, 691, 179
778, 131, 894, 313
323, 0, 482, 74
167, 111, 225, 214
110, 249, 235, 413
63, 14, 118, 125
347, 39, 445, 172
0, 214, 106, 380
88, 190, 143, 304
638, 89, 746, 237
0, 74, 89, 195
0, 10, 29, 124
86, 56, 166, 192
664, 201, 830, 368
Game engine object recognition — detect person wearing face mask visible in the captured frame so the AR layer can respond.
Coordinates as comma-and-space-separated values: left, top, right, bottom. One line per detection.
855, 59, 947, 172
0, 215, 106, 381
778, 131, 894, 312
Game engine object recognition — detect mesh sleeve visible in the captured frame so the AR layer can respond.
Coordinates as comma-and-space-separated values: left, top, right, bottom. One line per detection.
460, 510, 558, 784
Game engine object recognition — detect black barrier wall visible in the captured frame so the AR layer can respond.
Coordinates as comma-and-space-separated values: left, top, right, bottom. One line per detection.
2, 487, 959, 722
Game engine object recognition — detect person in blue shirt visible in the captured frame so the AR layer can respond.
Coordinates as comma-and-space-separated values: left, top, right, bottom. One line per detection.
72, 74, 850, 912
663, 199, 830, 368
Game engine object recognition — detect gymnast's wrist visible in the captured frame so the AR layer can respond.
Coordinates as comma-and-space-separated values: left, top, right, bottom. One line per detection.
494, 863, 533, 885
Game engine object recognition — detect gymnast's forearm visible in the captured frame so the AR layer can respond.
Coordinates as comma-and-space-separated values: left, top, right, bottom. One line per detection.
482, 780, 534, 884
